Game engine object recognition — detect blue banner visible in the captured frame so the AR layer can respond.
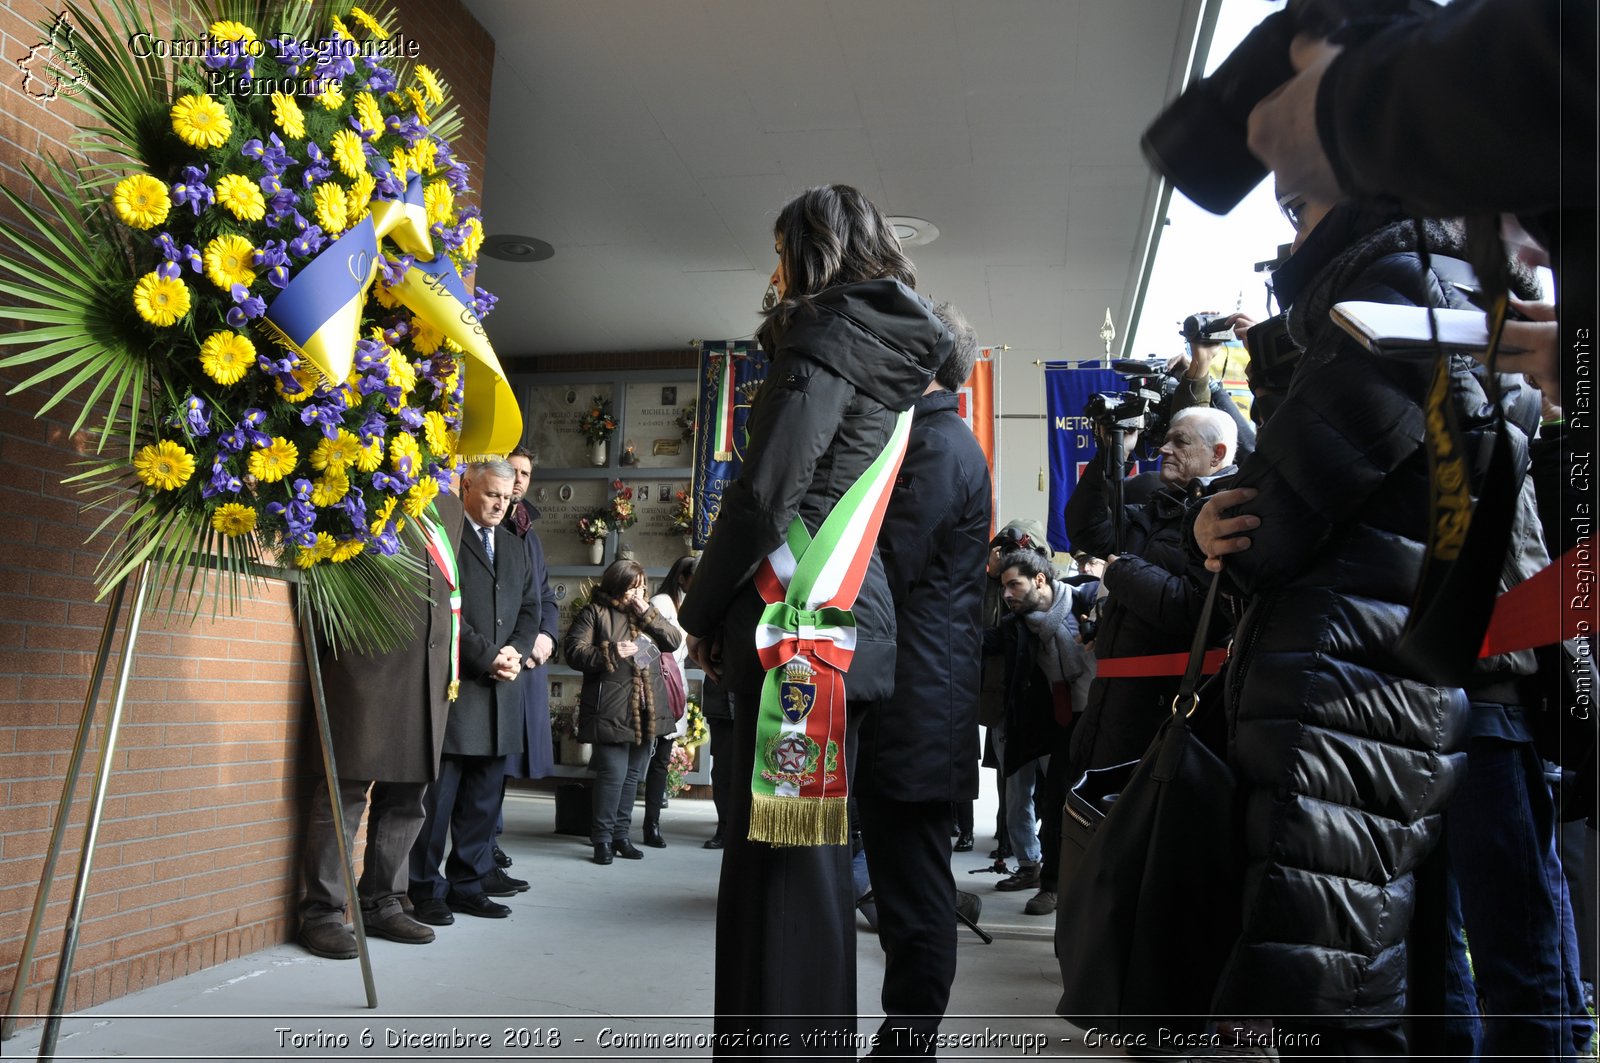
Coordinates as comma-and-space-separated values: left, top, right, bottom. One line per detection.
691, 340, 769, 548
1044, 363, 1157, 554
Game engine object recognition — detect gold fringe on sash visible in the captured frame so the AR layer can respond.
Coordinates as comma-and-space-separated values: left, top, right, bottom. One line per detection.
748, 793, 849, 847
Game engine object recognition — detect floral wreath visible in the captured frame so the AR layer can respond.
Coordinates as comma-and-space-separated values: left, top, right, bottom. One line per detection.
0, 1, 521, 652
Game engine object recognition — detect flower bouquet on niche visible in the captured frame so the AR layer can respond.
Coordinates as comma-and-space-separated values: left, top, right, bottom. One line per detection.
607, 479, 636, 531
0, 0, 522, 652
668, 490, 692, 535
576, 395, 615, 444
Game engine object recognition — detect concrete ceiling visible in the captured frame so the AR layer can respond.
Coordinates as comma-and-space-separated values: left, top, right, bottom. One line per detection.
463, 0, 1206, 362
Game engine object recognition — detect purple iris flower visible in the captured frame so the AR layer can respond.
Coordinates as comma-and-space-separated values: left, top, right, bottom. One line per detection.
256, 240, 290, 269
362, 57, 397, 94
155, 260, 181, 281
338, 490, 367, 528
181, 245, 203, 273
241, 138, 266, 162
359, 412, 388, 442
200, 461, 242, 499
271, 36, 308, 77
288, 225, 326, 259
179, 396, 210, 437
377, 254, 414, 287
153, 232, 180, 260
219, 409, 271, 453
370, 527, 400, 555
372, 167, 406, 200
471, 289, 498, 320
301, 144, 333, 186
171, 166, 214, 215
397, 406, 424, 431
381, 319, 411, 347
300, 404, 343, 439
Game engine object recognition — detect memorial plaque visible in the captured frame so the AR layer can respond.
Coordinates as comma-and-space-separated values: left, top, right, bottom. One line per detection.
621, 382, 694, 469
528, 477, 610, 567
547, 672, 582, 735
613, 476, 693, 570
523, 383, 613, 469
545, 577, 600, 651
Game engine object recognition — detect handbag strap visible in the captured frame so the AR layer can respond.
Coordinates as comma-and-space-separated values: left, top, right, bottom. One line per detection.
1172, 575, 1223, 718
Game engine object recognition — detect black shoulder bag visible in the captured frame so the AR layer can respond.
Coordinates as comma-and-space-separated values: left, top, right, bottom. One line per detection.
1055, 574, 1242, 1038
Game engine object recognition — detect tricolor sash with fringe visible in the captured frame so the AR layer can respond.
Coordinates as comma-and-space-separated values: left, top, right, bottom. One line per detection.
748, 409, 914, 846
419, 502, 462, 702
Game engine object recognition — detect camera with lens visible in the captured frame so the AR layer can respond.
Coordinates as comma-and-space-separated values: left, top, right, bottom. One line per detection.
1182, 313, 1237, 346
1084, 357, 1180, 448
1141, 0, 1439, 215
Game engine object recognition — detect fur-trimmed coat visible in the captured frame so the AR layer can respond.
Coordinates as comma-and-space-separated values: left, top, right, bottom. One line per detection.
563, 599, 681, 747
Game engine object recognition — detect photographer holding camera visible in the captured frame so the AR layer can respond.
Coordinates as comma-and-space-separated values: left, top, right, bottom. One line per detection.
1061, 404, 1237, 806
1170, 312, 1259, 461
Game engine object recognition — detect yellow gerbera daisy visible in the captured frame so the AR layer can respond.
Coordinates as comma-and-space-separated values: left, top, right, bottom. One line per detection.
414, 65, 446, 107
349, 6, 389, 39
405, 86, 432, 125
346, 171, 375, 228
295, 532, 337, 569
203, 234, 257, 291
133, 272, 190, 327
270, 91, 305, 139
112, 174, 170, 229
316, 82, 346, 111
133, 439, 196, 491
354, 437, 385, 473
330, 128, 367, 179
310, 468, 350, 507
353, 91, 384, 139
329, 15, 352, 40
422, 410, 451, 456
409, 320, 443, 356
402, 476, 439, 518
247, 437, 298, 482
310, 429, 363, 471
214, 173, 266, 222
170, 94, 231, 149
198, 331, 254, 385
389, 145, 413, 178
370, 495, 398, 534
312, 182, 349, 235
208, 20, 257, 46
211, 501, 257, 537
458, 217, 485, 262
410, 138, 438, 174
330, 538, 366, 563
389, 431, 421, 472
387, 352, 417, 393
424, 179, 454, 226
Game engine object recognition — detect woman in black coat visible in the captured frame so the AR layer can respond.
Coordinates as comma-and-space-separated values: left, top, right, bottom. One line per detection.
562, 559, 680, 865
679, 184, 951, 1056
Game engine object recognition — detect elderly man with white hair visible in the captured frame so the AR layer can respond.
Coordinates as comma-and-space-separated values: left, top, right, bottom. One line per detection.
1055, 405, 1238, 899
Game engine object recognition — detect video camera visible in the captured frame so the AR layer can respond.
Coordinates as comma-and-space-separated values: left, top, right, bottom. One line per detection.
1141, 0, 1439, 215
1084, 357, 1180, 447
1181, 313, 1237, 346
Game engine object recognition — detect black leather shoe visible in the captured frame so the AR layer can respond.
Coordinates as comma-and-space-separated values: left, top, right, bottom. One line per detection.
612, 838, 645, 860
702, 833, 724, 850
643, 823, 666, 848
492, 845, 513, 869
446, 892, 511, 918
953, 831, 974, 852
592, 843, 613, 865
411, 898, 455, 926
482, 868, 530, 896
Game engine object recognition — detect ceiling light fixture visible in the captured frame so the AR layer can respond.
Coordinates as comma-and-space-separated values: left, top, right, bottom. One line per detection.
482, 234, 555, 262
884, 215, 939, 247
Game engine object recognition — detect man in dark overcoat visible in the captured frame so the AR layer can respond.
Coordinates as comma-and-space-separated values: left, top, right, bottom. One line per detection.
296, 493, 463, 959
408, 459, 541, 922
856, 301, 992, 1051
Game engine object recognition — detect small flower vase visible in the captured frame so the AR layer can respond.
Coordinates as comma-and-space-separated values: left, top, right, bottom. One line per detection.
561, 736, 591, 767
588, 439, 607, 466
586, 539, 604, 566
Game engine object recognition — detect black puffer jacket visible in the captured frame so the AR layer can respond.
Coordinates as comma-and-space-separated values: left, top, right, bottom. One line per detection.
1205, 212, 1488, 1024
1063, 457, 1230, 782
679, 279, 951, 700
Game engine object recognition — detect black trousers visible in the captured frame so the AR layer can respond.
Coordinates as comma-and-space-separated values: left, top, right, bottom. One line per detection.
644, 733, 675, 819
714, 688, 865, 1059
857, 779, 958, 1055
706, 713, 736, 837
409, 752, 506, 902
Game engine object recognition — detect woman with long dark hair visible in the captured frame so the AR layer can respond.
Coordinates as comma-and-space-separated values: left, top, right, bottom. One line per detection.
679, 184, 952, 1053
562, 559, 681, 865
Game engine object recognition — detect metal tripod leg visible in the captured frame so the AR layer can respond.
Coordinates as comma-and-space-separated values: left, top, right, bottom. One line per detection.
0, 576, 132, 1045
297, 603, 378, 1009
30, 563, 151, 1061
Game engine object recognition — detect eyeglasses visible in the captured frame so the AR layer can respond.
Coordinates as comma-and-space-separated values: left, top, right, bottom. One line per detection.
1277, 191, 1307, 229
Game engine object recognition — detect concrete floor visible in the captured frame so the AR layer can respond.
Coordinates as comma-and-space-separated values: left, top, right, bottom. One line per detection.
9, 789, 1120, 1062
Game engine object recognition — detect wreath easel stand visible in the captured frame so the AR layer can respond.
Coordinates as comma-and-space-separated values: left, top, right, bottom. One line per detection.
0, 564, 378, 1061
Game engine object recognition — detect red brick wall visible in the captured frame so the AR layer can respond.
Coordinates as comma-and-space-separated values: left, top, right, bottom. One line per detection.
0, 0, 495, 1026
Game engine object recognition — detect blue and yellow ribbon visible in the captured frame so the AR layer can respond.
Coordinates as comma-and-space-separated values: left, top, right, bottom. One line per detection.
261, 170, 521, 458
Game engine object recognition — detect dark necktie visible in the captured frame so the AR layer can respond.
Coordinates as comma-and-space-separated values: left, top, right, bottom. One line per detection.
480, 526, 495, 566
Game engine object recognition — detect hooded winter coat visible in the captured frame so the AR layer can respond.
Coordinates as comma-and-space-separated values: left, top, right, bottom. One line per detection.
678, 278, 952, 700
1204, 211, 1500, 1024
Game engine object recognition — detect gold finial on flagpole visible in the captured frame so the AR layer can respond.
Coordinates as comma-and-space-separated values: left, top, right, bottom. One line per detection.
1099, 308, 1116, 359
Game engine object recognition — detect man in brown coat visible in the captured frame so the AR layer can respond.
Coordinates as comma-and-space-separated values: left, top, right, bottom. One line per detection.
296, 493, 463, 959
